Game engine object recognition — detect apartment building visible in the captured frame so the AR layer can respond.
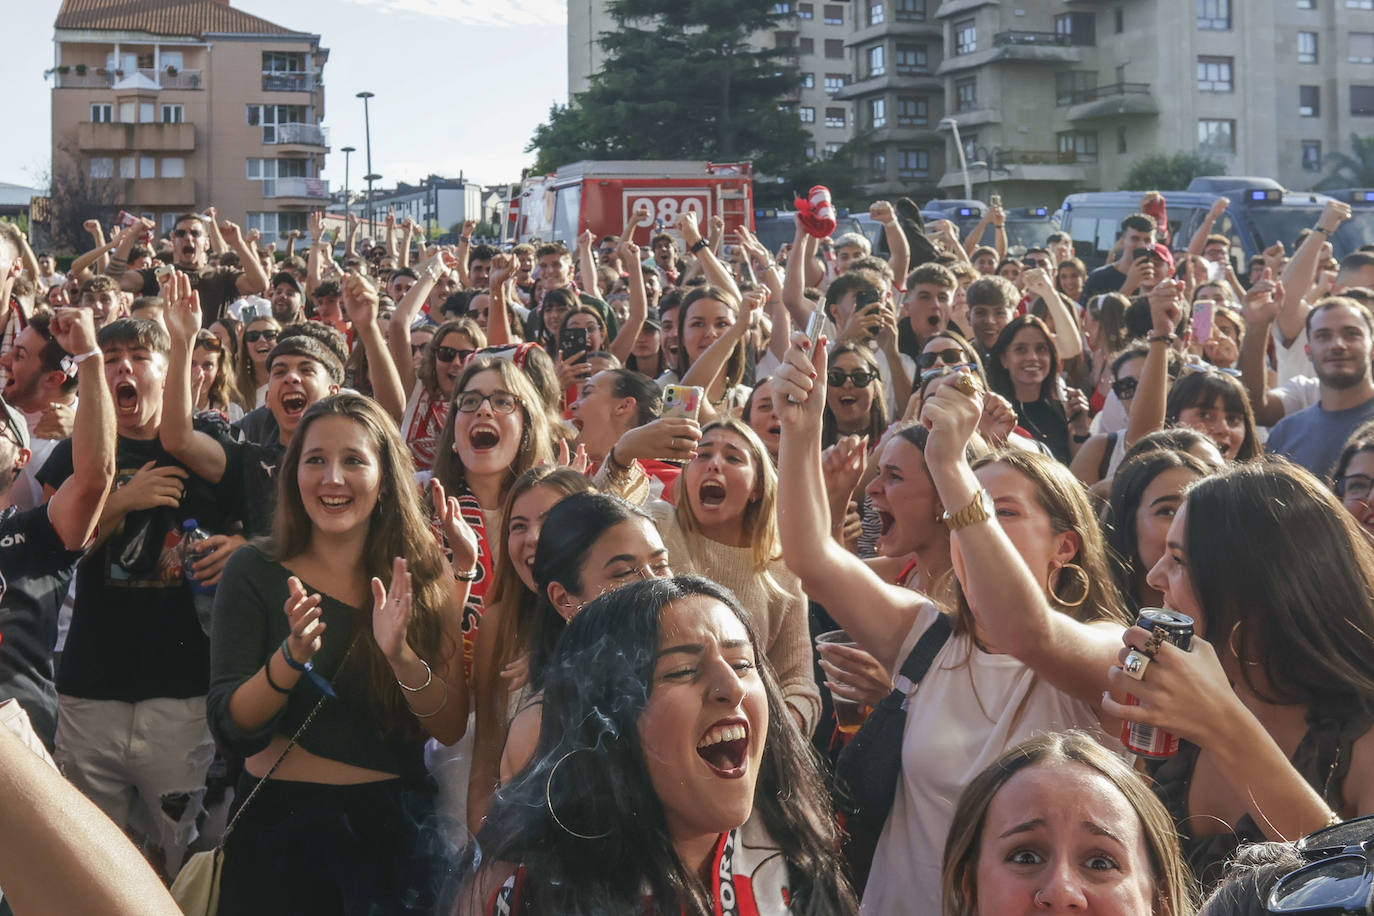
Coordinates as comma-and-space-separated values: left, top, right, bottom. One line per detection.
334, 175, 494, 238
51, 0, 329, 243
566, 1, 853, 164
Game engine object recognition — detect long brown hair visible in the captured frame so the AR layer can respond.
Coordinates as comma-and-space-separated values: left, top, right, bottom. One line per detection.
420, 318, 486, 398
236, 315, 281, 400
673, 285, 747, 390
267, 393, 456, 740
194, 328, 242, 410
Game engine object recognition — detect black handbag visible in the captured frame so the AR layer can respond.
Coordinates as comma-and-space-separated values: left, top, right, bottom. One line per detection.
833, 613, 952, 832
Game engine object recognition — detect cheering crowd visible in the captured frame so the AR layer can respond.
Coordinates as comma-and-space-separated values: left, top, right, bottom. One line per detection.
0, 187, 1371, 916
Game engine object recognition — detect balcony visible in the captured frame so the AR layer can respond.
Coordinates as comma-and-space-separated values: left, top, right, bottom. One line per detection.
77, 122, 195, 153
55, 68, 202, 89
939, 36, 1083, 72
111, 177, 196, 208
1059, 82, 1159, 121
846, 17, 942, 46
262, 71, 314, 92
270, 122, 329, 151
265, 177, 330, 205
835, 68, 943, 100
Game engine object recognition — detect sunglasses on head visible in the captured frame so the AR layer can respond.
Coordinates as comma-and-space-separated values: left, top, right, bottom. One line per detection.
435, 346, 474, 364
245, 329, 279, 344
1112, 377, 1139, 400
918, 348, 966, 370
827, 368, 878, 388
1266, 814, 1374, 915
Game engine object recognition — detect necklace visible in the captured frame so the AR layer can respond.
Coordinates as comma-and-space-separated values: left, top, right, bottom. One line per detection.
1016, 399, 1049, 443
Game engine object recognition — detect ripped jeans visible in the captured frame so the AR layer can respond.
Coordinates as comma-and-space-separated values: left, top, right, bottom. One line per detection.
54, 694, 214, 874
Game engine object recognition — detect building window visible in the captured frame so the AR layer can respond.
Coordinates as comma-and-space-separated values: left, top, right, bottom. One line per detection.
1056, 70, 1095, 105
897, 149, 929, 178
246, 212, 307, 243
1352, 0, 1374, 8
1057, 132, 1099, 162
954, 19, 977, 55
805, 143, 816, 159
1298, 0, 1315, 7
871, 150, 887, 178
894, 0, 925, 21
90, 104, 113, 123
247, 104, 308, 144
825, 142, 842, 156
89, 157, 114, 179
139, 101, 155, 123
1299, 31, 1318, 63
161, 157, 185, 178
801, 72, 815, 89
824, 4, 843, 24
955, 77, 977, 112
262, 51, 306, 74
1198, 118, 1236, 153
1353, 85, 1374, 113
1118, 125, 1128, 153
775, 33, 795, 50
139, 156, 156, 178
119, 157, 135, 179
799, 37, 815, 54
897, 96, 929, 126
825, 39, 844, 58
1352, 33, 1374, 62
1302, 140, 1323, 170
1055, 12, 1096, 45
798, 3, 813, 17
867, 0, 884, 26
825, 107, 846, 128
1197, 56, 1234, 91
825, 73, 845, 94
1197, 0, 1230, 28
870, 98, 887, 128
161, 104, 184, 123
1300, 85, 1321, 115
1114, 7, 1124, 32
867, 44, 886, 76
773, 1, 792, 12
800, 106, 816, 123
961, 135, 979, 162
896, 44, 928, 74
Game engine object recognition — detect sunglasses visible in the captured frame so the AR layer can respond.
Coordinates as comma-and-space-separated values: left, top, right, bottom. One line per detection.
827, 368, 879, 388
435, 346, 474, 364
1267, 814, 1374, 914
918, 348, 966, 370
172, 228, 204, 239
1112, 377, 1139, 400
245, 329, 279, 344
1339, 473, 1374, 503
455, 390, 520, 414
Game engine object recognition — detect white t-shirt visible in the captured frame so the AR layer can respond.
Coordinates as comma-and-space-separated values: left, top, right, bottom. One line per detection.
861, 603, 1114, 916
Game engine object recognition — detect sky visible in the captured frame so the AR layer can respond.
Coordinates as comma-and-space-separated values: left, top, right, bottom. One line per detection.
0, 0, 569, 192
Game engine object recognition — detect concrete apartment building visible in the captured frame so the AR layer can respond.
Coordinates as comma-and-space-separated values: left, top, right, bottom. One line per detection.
51, 0, 329, 243
834, 0, 1374, 206
566, 1, 854, 163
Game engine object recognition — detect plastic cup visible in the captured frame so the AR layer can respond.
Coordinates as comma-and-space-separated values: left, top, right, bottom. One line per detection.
815, 629, 867, 734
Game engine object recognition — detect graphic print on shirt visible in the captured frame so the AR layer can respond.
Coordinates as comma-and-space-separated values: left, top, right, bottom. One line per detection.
104, 465, 184, 588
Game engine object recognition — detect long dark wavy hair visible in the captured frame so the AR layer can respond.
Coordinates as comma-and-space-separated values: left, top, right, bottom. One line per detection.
1104, 449, 1210, 610
266, 394, 456, 740
986, 315, 1064, 414
1165, 369, 1260, 462
467, 576, 858, 915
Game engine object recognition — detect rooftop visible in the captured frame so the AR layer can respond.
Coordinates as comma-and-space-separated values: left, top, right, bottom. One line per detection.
54, 0, 305, 39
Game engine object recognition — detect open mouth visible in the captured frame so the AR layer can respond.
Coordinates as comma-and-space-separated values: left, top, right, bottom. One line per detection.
470, 427, 501, 451
698, 479, 727, 508
570, 417, 585, 432
319, 495, 351, 512
280, 391, 308, 417
181, 245, 195, 259
766, 421, 781, 437
696, 720, 749, 778
877, 509, 895, 536
115, 380, 139, 415
838, 395, 859, 408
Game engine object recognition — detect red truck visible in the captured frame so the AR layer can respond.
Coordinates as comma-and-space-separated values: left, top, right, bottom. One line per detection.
511, 160, 755, 247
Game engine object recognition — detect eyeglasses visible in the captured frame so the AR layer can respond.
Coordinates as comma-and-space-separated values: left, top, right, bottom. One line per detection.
435, 346, 473, 364
0, 405, 24, 451
827, 368, 879, 388
411, 343, 429, 356
455, 390, 521, 414
172, 228, 204, 239
918, 348, 966, 370
244, 329, 279, 344
1266, 814, 1374, 914
1112, 377, 1139, 401
1339, 473, 1374, 503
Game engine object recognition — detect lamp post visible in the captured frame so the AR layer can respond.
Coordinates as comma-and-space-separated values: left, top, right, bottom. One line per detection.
965, 146, 1011, 204
939, 117, 972, 201
340, 145, 355, 234
356, 91, 377, 241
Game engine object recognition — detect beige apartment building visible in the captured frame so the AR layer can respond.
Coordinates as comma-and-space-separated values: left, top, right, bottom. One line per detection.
567, 1, 854, 163
51, 0, 329, 243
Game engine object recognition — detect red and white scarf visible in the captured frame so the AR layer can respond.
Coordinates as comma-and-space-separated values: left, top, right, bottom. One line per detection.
403, 383, 449, 472
429, 484, 493, 684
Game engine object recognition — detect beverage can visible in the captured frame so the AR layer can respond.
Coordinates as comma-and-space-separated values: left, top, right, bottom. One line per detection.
1121, 608, 1194, 758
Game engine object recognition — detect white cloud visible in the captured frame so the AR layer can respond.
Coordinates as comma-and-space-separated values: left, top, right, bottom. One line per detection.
345, 0, 567, 27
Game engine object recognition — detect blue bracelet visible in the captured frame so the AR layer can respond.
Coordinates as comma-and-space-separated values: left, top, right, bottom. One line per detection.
279, 638, 337, 698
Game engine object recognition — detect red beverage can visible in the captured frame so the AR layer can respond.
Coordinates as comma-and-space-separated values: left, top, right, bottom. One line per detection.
1120, 608, 1194, 758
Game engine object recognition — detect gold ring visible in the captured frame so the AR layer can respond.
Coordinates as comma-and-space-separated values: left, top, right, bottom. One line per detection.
953, 373, 981, 397
1142, 628, 1167, 658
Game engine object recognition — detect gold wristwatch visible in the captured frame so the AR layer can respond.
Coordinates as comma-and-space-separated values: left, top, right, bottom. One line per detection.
941, 488, 993, 531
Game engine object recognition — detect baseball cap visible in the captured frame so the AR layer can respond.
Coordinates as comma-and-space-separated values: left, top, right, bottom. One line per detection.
642, 314, 662, 332
271, 271, 303, 294
1147, 244, 1175, 269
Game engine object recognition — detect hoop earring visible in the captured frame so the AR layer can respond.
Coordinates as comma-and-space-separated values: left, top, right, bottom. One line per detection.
1227, 621, 1261, 666
546, 750, 610, 840
1048, 563, 1089, 608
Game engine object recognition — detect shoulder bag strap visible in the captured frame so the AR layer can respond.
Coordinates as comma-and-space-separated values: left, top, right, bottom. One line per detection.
892, 612, 953, 696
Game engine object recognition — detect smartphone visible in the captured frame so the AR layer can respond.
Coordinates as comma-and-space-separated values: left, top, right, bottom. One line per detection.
990, 193, 1002, 209
855, 288, 882, 337
1192, 300, 1215, 342
559, 326, 589, 361
1132, 248, 1153, 263
662, 384, 703, 421
155, 264, 176, 284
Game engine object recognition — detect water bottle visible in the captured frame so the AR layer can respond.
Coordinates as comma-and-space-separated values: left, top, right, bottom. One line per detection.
180, 519, 216, 636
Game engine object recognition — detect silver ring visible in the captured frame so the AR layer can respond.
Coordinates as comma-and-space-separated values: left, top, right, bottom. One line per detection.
1122, 650, 1150, 681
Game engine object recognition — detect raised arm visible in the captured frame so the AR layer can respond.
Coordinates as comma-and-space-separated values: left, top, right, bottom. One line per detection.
577, 229, 599, 299
204, 206, 226, 255
1187, 197, 1230, 258
388, 252, 443, 394
345, 213, 360, 260
43, 309, 115, 550
872, 200, 909, 284
1239, 272, 1288, 427
108, 219, 154, 292
608, 239, 647, 363
1278, 200, 1350, 345
485, 254, 516, 347
283, 229, 299, 261
158, 273, 229, 483
962, 210, 994, 255
454, 220, 475, 288
399, 218, 416, 269
68, 226, 118, 284
306, 211, 326, 296
680, 290, 762, 421
221, 220, 269, 297
344, 273, 405, 424
675, 212, 740, 302
781, 215, 813, 328
1123, 281, 1183, 448
1025, 268, 1084, 360
384, 208, 398, 262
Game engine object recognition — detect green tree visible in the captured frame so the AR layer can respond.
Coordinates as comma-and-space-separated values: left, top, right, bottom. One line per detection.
1314, 134, 1374, 189
528, 0, 810, 176
1120, 152, 1226, 192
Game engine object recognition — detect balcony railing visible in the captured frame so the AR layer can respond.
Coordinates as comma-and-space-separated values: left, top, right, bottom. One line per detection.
1057, 81, 1152, 106
991, 149, 1092, 166
272, 123, 329, 147
994, 30, 1071, 47
55, 68, 202, 89
265, 177, 330, 199
262, 71, 314, 91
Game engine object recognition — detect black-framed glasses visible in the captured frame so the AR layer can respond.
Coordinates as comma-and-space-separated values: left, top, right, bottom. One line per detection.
244, 329, 279, 344
0, 404, 25, 451
435, 346, 473, 364
1267, 815, 1374, 914
827, 368, 878, 388
1339, 474, 1374, 503
1112, 377, 1139, 401
455, 390, 521, 414
918, 348, 966, 370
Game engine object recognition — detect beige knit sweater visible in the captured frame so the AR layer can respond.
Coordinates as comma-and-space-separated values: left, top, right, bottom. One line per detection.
650, 502, 821, 736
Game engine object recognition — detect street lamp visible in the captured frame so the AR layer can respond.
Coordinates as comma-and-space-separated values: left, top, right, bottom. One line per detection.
340, 145, 355, 234
965, 147, 1011, 203
356, 91, 377, 241
938, 117, 972, 201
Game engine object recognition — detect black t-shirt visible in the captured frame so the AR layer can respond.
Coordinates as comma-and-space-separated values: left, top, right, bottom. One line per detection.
0, 504, 83, 749
37, 432, 233, 702
219, 437, 286, 540
134, 265, 244, 324
1080, 264, 1128, 304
